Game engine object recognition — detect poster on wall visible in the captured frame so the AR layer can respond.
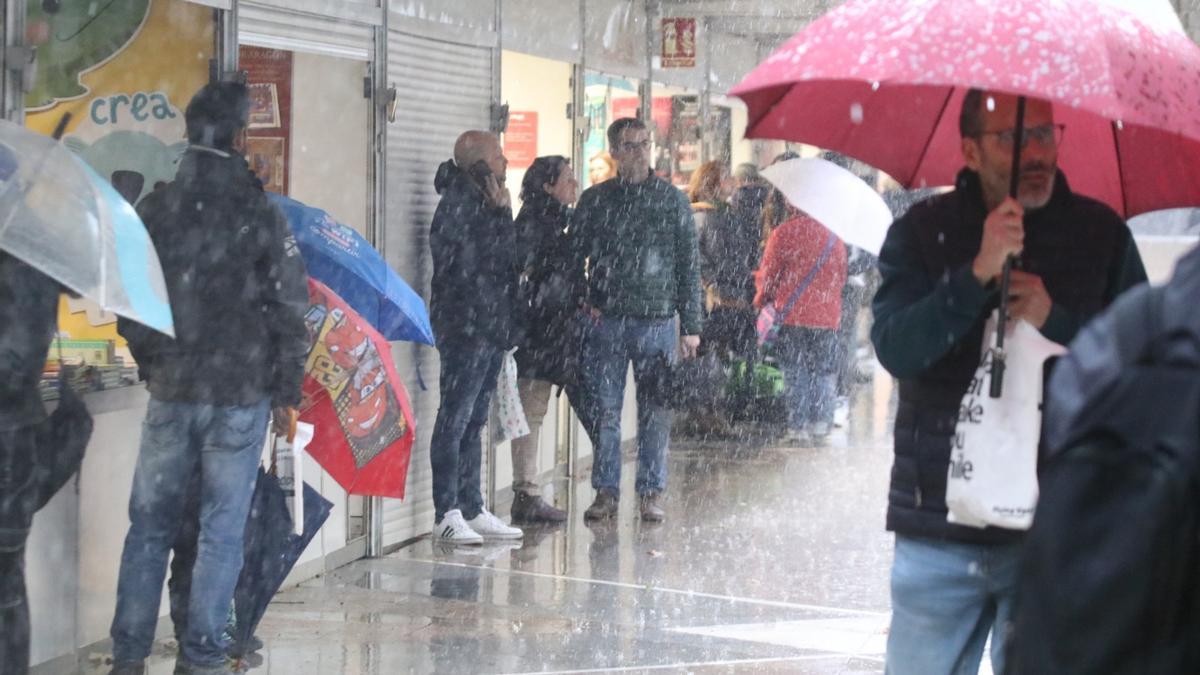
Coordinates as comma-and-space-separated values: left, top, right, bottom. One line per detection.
661, 18, 697, 69
248, 83, 282, 129
246, 137, 287, 193
23, 0, 214, 343
240, 46, 294, 194
671, 95, 703, 183
504, 111, 538, 170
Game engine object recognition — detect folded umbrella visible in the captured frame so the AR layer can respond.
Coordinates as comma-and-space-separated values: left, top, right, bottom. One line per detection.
300, 278, 415, 498
270, 193, 434, 345
231, 469, 333, 650
0, 120, 173, 335
760, 157, 894, 255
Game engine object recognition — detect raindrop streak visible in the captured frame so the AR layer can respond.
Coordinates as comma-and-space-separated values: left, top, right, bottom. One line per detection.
850, 103, 865, 124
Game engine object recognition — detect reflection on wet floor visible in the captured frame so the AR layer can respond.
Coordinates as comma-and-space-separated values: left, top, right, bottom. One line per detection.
85, 375, 904, 674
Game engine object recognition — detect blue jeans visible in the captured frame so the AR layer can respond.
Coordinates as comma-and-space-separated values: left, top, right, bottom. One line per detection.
584, 315, 674, 496
111, 398, 269, 667
774, 326, 838, 430
429, 337, 503, 521
886, 535, 1023, 675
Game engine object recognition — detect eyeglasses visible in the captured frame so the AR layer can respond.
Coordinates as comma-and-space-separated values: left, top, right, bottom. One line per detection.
618, 140, 651, 153
978, 124, 1066, 150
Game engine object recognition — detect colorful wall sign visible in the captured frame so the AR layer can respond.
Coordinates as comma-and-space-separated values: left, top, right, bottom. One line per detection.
24, 0, 214, 342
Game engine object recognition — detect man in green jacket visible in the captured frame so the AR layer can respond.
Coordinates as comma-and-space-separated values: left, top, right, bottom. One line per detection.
569, 117, 703, 522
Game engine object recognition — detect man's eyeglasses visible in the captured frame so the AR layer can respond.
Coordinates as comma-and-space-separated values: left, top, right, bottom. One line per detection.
978, 124, 1066, 150
619, 140, 651, 152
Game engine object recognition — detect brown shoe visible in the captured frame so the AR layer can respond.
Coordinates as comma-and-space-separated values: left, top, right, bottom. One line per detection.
639, 493, 666, 522
511, 491, 567, 523
584, 490, 619, 520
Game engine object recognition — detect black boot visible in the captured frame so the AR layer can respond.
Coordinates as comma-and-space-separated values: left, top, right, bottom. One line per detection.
511, 491, 567, 523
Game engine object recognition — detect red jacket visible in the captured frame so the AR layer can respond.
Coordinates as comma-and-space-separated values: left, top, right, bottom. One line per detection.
754, 215, 847, 330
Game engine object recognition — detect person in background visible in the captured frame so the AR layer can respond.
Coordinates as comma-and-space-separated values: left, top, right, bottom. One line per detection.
755, 204, 848, 444
587, 152, 617, 187
427, 130, 524, 545
109, 82, 309, 675
687, 160, 735, 236
570, 117, 703, 523
733, 162, 761, 189
509, 155, 579, 523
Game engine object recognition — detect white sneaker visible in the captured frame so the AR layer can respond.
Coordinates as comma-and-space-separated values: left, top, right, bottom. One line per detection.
434, 509, 482, 545
466, 508, 524, 540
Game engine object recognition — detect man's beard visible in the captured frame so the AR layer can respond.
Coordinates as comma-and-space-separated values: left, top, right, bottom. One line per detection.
980, 160, 1055, 210
1016, 161, 1055, 210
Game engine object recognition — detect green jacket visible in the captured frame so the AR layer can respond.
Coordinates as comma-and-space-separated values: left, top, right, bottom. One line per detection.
569, 175, 703, 335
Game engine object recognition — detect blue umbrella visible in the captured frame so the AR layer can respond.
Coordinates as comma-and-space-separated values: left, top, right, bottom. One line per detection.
269, 194, 434, 345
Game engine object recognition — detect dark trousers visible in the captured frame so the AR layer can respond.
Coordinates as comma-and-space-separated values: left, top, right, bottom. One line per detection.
0, 551, 30, 675
0, 427, 38, 675
775, 326, 839, 429
429, 337, 504, 521
699, 306, 757, 363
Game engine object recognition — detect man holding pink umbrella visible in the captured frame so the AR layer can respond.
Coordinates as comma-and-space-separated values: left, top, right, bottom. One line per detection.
871, 90, 1146, 674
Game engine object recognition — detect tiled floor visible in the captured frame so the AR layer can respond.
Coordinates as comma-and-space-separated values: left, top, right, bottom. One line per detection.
85, 374, 913, 674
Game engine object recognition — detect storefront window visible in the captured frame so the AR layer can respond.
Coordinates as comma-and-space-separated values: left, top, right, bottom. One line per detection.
23, 0, 213, 399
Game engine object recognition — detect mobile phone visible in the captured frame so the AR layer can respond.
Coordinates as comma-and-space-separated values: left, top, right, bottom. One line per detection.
468, 160, 494, 187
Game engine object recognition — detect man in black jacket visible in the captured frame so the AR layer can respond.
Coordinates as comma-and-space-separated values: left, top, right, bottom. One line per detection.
427, 131, 523, 545
871, 90, 1146, 675
109, 82, 309, 675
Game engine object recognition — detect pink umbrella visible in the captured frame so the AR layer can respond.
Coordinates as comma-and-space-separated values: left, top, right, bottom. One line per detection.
731, 0, 1200, 218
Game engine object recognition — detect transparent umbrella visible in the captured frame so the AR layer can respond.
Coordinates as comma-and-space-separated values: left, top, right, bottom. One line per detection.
0, 119, 173, 336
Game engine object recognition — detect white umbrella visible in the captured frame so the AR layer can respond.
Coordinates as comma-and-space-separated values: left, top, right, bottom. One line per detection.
761, 158, 895, 256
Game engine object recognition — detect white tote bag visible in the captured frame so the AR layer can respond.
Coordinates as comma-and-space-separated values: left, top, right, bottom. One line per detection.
945, 313, 1067, 530
494, 349, 531, 443
273, 421, 314, 535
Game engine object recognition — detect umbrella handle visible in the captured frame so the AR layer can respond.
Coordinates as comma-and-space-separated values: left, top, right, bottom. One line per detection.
287, 407, 298, 444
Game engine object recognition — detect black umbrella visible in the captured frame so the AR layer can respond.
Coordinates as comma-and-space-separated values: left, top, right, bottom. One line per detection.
231, 468, 333, 648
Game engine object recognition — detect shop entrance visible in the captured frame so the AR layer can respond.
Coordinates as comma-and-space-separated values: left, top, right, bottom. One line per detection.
238, 43, 373, 556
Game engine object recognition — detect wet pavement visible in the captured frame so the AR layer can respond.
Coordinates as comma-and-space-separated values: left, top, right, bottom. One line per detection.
85, 374, 907, 674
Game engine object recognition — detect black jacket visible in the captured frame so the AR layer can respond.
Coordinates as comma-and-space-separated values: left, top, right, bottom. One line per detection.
871, 169, 1147, 544
513, 196, 580, 384
118, 146, 309, 409
700, 189, 764, 306
429, 160, 519, 348
0, 254, 60, 431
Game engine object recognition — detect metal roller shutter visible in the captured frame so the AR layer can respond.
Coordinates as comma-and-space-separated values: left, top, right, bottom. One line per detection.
238, 2, 377, 60
382, 28, 494, 547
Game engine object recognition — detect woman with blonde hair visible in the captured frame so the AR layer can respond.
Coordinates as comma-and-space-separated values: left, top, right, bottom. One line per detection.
687, 161, 734, 233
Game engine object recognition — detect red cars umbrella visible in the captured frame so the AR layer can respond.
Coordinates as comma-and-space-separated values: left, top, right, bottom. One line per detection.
731, 0, 1200, 218
300, 279, 414, 498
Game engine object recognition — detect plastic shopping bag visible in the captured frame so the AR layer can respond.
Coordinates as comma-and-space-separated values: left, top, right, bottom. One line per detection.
945, 313, 1066, 530
495, 349, 530, 443
274, 421, 314, 535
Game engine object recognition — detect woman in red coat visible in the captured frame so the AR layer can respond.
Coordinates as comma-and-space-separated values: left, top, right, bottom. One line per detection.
754, 210, 848, 442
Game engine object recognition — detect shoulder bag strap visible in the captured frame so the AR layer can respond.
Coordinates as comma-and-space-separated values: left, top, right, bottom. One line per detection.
776, 232, 838, 318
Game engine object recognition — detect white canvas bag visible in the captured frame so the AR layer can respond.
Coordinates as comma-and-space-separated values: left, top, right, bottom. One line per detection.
945, 312, 1067, 530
